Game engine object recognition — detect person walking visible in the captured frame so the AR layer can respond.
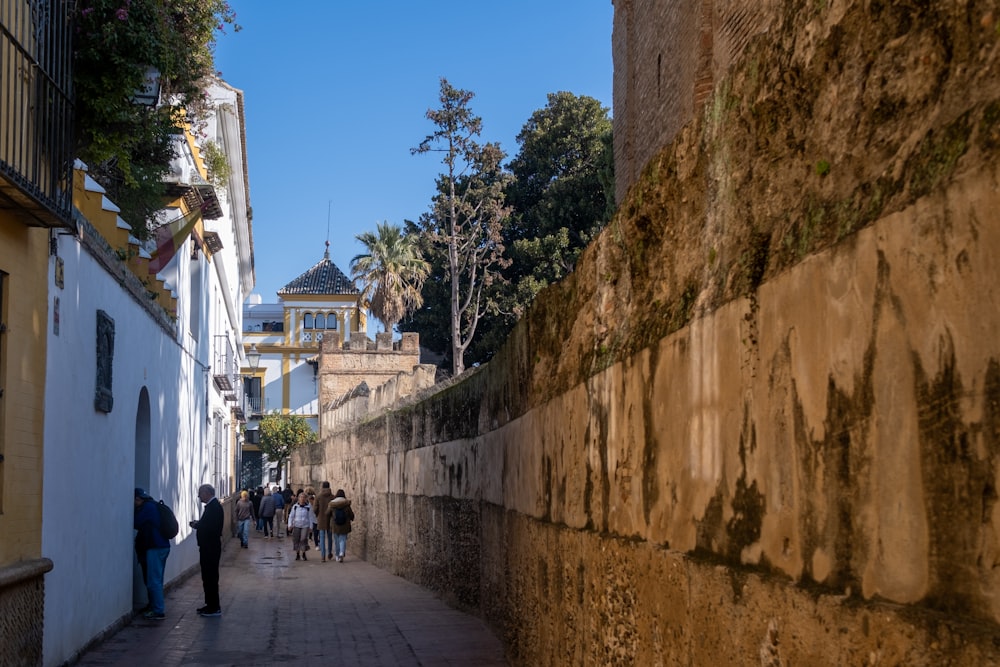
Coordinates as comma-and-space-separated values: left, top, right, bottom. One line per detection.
258, 487, 276, 539
328, 489, 355, 563
189, 483, 224, 617
251, 486, 264, 532
272, 486, 285, 537
313, 482, 335, 562
306, 486, 319, 548
134, 488, 170, 620
287, 492, 312, 561
234, 490, 254, 548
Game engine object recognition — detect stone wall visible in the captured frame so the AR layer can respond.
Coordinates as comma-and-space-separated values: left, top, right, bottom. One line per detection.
294, 1, 1000, 664
317, 331, 421, 411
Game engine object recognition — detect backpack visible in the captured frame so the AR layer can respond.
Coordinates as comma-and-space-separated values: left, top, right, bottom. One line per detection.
157, 500, 179, 540
333, 506, 348, 526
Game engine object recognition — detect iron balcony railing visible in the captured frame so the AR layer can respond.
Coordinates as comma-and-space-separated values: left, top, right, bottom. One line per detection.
0, 0, 74, 229
213, 334, 236, 391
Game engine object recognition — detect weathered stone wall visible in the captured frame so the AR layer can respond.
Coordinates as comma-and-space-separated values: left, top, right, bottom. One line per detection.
294, 1, 1000, 664
317, 331, 421, 408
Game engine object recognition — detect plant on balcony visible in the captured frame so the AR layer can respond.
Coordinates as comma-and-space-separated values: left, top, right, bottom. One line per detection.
201, 140, 232, 189
73, 0, 239, 239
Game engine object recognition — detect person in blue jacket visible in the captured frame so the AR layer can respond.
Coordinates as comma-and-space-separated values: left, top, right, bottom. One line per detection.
272, 486, 285, 537
134, 488, 170, 620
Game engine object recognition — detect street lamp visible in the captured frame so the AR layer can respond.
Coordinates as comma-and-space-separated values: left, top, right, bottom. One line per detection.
246, 343, 261, 371
131, 67, 162, 107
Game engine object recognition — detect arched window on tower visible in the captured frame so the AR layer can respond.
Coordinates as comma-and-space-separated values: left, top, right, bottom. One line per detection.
314, 313, 326, 330
303, 312, 314, 329
327, 313, 337, 329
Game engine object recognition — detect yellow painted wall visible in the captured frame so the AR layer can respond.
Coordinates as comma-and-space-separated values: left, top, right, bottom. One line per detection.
0, 215, 49, 564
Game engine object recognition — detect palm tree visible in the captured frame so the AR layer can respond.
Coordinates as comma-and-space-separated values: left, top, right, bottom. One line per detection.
350, 222, 430, 332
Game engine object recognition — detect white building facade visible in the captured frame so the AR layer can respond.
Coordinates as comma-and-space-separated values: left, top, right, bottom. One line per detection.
40, 79, 253, 666
241, 247, 363, 486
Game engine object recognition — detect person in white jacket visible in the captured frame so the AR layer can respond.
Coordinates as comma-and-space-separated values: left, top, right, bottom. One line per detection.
287, 493, 313, 561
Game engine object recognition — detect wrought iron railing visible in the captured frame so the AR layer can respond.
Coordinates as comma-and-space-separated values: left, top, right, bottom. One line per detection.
0, 1, 74, 228
213, 334, 236, 391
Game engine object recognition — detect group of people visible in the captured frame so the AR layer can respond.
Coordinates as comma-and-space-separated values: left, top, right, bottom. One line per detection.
133, 481, 353, 622
236, 482, 355, 563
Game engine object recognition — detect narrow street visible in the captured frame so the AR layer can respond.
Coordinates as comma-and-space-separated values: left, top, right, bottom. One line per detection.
74, 532, 507, 667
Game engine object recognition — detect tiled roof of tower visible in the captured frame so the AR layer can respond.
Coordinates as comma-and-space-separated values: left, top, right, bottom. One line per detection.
277, 257, 358, 296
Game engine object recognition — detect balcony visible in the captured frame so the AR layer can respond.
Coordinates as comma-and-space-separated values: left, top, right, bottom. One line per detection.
0, 1, 75, 229
213, 335, 236, 391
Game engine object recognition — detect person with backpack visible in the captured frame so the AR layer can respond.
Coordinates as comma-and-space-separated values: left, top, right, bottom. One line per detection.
134, 488, 170, 620
327, 489, 355, 563
287, 492, 313, 561
313, 482, 335, 562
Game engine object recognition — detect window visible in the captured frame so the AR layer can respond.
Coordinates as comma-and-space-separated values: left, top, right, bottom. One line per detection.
244, 376, 262, 415
327, 314, 337, 330
303, 312, 314, 329
314, 313, 325, 330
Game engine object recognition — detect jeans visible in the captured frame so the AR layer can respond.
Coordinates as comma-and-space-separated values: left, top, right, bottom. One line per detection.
334, 533, 348, 559
237, 519, 251, 546
145, 547, 170, 614
318, 529, 333, 559
261, 516, 274, 537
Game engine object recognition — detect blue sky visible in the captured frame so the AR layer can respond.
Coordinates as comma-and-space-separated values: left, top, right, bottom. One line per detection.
213, 1, 614, 301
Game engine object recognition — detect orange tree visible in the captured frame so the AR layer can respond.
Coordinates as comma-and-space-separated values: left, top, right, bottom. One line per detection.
257, 413, 314, 483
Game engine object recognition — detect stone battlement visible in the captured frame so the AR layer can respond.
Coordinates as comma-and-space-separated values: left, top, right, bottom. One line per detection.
316, 332, 424, 433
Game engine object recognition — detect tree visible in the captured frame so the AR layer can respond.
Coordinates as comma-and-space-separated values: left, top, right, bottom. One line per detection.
503, 92, 615, 310
72, 0, 240, 237
350, 222, 430, 332
257, 413, 314, 483
411, 78, 512, 376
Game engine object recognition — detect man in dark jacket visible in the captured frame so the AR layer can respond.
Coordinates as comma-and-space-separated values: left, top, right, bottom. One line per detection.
134, 488, 170, 620
190, 483, 224, 617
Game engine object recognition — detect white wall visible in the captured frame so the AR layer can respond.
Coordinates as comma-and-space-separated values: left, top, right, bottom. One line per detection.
42, 232, 211, 666
40, 79, 252, 666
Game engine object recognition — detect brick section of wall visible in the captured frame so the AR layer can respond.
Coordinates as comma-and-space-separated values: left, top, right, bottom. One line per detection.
612, 0, 777, 203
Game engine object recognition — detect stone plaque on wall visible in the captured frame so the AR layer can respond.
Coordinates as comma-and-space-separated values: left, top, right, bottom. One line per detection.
95, 309, 114, 413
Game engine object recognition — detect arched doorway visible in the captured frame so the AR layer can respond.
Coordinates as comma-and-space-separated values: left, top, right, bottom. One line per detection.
133, 387, 151, 609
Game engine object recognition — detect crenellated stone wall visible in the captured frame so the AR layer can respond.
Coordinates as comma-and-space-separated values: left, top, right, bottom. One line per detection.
294, 1, 1000, 664
317, 331, 421, 416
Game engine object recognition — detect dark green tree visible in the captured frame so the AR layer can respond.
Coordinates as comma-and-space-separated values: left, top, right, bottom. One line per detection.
350, 222, 430, 332
257, 413, 314, 483
410, 78, 512, 376
472, 93, 615, 359
504, 92, 614, 308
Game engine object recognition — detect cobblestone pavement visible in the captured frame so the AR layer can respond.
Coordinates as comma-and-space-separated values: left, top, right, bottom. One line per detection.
73, 531, 507, 667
